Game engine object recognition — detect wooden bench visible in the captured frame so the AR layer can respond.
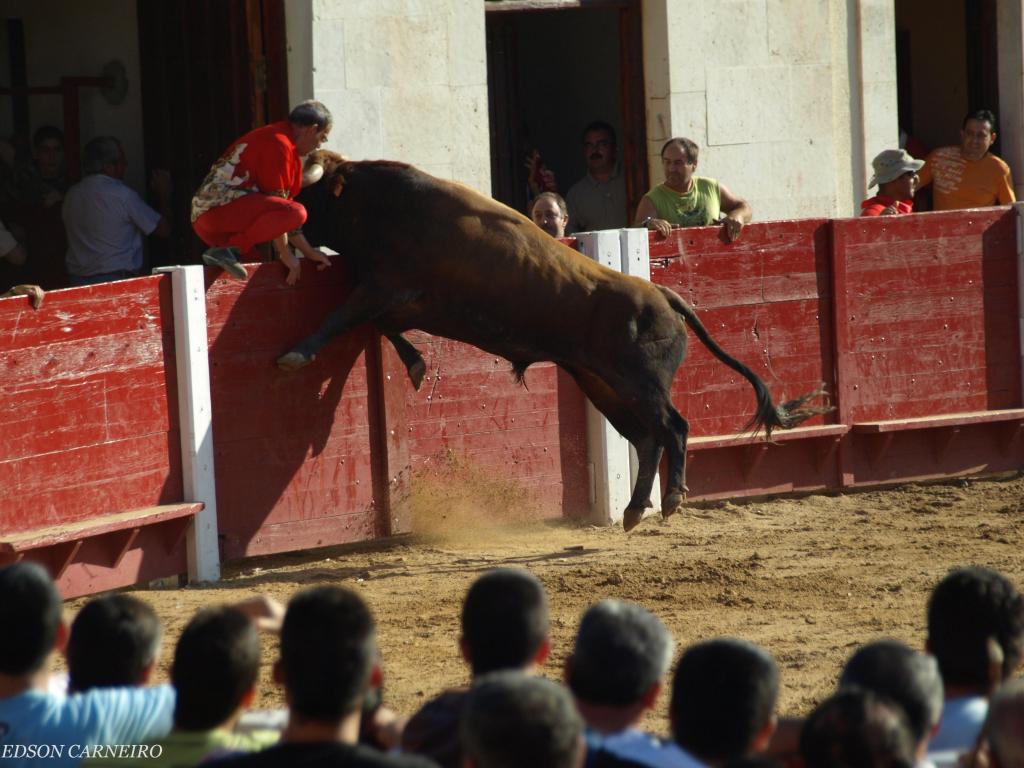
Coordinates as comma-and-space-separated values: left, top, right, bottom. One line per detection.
851, 409, 1024, 465
687, 424, 850, 479
0, 503, 203, 579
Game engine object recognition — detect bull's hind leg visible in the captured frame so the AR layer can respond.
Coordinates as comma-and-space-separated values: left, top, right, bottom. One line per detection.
655, 405, 690, 523
278, 283, 394, 371
624, 436, 664, 532
564, 366, 661, 531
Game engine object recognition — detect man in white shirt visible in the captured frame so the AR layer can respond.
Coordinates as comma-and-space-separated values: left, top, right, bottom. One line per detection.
62, 137, 171, 286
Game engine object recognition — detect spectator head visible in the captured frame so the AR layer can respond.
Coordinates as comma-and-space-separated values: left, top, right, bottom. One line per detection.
531, 192, 569, 238
927, 566, 1024, 694
660, 138, 700, 191
460, 568, 550, 676
67, 594, 161, 693
867, 149, 923, 199
800, 688, 917, 768
670, 638, 780, 763
986, 678, 1024, 768
961, 109, 998, 160
290, 100, 333, 155
172, 606, 260, 731
82, 136, 126, 178
838, 640, 943, 752
32, 125, 64, 178
461, 670, 583, 768
581, 120, 617, 175
566, 599, 673, 711
277, 586, 377, 724
0, 562, 64, 677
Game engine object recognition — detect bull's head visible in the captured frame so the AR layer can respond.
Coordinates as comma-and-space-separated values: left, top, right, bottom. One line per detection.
303, 149, 347, 197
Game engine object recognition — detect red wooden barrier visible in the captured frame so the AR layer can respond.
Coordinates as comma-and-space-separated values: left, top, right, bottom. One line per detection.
0, 278, 190, 596
1, 207, 1020, 598
831, 208, 1023, 485
649, 219, 846, 499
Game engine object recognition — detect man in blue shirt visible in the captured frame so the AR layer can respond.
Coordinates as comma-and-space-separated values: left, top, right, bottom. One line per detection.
0, 562, 174, 766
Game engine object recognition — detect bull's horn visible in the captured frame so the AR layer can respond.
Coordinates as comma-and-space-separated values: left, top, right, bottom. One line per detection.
302, 163, 324, 187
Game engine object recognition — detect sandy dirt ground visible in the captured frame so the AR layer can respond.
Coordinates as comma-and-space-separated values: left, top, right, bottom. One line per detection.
63, 470, 1024, 732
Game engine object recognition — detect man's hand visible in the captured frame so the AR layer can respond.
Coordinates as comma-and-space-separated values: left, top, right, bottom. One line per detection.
275, 244, 303, 286
879, 204, 899, 216
644, 217, 673, 240
306, 249, 332, 272
722, 215, 744, 242
3, 284, 44, 309
231, 595, 285, 633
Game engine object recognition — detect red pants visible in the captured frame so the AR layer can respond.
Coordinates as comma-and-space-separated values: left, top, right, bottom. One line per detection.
192, 194, 306, 261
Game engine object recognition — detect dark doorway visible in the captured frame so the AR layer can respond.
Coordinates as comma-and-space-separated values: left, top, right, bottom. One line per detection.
137, 0, 289, 268
895, 0, 1000, 158
485, 1, 647, 221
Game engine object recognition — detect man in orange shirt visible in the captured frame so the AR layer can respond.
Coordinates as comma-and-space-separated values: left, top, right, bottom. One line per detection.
916, 109, 1015, 210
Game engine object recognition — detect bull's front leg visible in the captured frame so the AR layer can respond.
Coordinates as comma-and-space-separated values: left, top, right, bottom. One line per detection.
277, 283, 391, 371
385, 333, 426, 390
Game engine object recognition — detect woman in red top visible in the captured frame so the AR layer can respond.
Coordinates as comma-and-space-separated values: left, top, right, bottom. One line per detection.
860, 149, 925, 217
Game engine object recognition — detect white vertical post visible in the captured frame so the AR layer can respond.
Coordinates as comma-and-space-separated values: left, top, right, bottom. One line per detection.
1015, 203, 1024, 405
618, 228, 662, 512
158, 265, 221, 582
574, 230, 633, 525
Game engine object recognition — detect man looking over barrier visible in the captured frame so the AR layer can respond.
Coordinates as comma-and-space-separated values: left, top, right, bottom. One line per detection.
531, 192, 570, 239
191, 101, 334, 285
634, 138, 752, 242
916, 110, 1015, 210
861, 149, 924, 216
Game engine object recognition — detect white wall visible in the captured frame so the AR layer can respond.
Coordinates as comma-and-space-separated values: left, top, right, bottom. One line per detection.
1, 1, 147, 192
294, 0, 491, 194
641, 0, 897, 221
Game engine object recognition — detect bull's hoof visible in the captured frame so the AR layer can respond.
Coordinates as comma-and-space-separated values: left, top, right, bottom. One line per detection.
408, 358, 427, 391
661, 491, 685, 522
623, 508, 645, 532
277, 351, 315, 371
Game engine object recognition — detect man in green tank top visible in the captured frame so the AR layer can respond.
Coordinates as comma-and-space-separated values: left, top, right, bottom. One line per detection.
634, 138, 752, 242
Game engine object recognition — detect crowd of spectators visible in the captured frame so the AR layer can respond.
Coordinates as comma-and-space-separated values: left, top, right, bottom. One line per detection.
1, 561, 1022, 768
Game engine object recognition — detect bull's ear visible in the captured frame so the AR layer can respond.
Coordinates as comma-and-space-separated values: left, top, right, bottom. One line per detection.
330, 175, 345, 198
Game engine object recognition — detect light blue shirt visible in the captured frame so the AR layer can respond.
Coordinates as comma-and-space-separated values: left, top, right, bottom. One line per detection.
0, 685, 174, 767
62, 174, 161, 277
928, 694, 988, 752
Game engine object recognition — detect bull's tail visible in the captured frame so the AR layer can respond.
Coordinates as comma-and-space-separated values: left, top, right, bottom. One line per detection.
659, 286, 831, 438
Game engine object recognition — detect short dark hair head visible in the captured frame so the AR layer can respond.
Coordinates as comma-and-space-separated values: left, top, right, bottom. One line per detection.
82, 136, 122, 175
280, 586, 376, 722
67, 594, 161, 693
32, 125, 64, 148
670, 638, 780, 762
661, 137, 699, 164
963, 109, 997, 132
461, 671, 583, 768
461, 569, 549, 676
838, 640, 943, 745
927, 566, 1024, 688
0, 562, 62, 676
568, 599, 673, 707
290, 100, 333, 130
800, 688, 917, 768
581, 121, 616, 147
172, 606, 259, 730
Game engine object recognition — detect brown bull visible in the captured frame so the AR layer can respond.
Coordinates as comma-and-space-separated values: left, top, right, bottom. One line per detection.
279, 150, 827, 531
